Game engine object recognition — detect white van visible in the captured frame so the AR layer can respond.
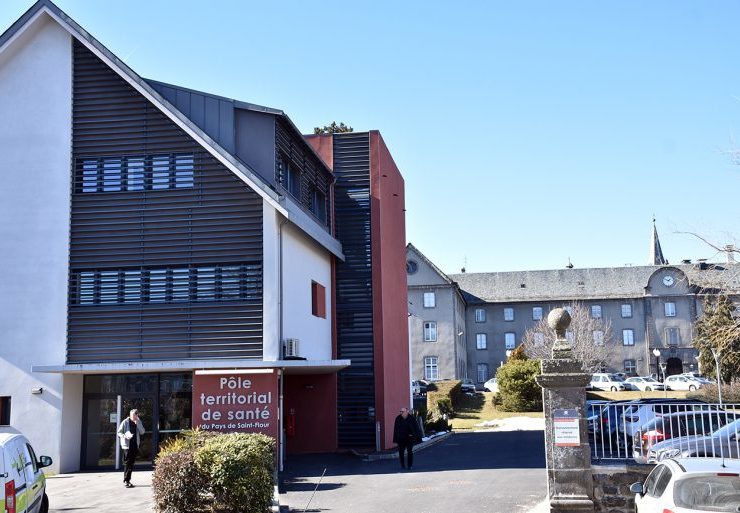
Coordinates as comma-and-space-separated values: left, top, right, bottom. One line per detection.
0, 434, 51, 513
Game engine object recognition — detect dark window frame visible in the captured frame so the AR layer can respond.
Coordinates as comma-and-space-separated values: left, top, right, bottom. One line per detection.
76, 153, 195, 194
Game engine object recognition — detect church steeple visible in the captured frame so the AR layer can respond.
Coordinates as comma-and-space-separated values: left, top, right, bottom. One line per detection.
651, 218, 668, 265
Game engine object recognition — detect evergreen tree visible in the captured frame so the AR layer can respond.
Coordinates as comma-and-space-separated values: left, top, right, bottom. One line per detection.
313, 122, 354, 134
693, 295, 740, 384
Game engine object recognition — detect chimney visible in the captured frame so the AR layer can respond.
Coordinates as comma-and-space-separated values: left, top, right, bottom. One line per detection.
726, 245, 736, 264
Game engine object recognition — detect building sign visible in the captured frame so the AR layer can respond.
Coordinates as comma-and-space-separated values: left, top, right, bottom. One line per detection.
192, 370, 279, 440
553, 409, 580, 447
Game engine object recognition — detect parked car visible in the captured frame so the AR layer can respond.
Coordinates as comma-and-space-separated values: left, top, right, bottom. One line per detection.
460, 379, 477, 394
631, 457, 740, 513
587, 400, 608, 437
620, 399, 707, 441
483, 378, 498, 393
648, 418, 740, 463
632, 410, 739, 463
664, 375, 704, 391
590, 373, 626, 392
624, 376, 665, 391
681, 372, 714, 385
1, 433, 52, 513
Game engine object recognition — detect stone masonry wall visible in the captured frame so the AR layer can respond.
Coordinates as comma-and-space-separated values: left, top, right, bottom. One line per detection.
592, 464, 653, 513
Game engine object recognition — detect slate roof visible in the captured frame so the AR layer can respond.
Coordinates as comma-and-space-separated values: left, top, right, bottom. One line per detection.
449, 263, 740, 304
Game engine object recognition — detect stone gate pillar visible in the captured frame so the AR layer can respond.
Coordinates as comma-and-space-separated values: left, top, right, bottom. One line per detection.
535, 308, 595, 513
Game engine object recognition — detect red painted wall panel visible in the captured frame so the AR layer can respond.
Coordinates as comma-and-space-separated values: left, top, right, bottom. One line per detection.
283, 373, 338, 454
369, 131, 409, 450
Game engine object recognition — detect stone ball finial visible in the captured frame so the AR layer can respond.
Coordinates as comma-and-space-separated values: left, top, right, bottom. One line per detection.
547, 308, 571, 339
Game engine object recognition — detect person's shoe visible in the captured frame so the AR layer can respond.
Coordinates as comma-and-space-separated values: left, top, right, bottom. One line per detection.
125, 482, 134, 488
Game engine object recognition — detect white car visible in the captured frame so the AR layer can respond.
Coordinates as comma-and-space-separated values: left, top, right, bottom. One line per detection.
631, 457, 740, 513
590, 373, 626, 392
664, 375, 704, 391
484, 378, 498, 393
624, 376, 665, 391
1, 433, 52, 513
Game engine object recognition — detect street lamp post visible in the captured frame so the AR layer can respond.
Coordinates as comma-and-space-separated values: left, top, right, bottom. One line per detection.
659, 363, 667, 398
711, 348, 723, 407
652, 348, 661, 381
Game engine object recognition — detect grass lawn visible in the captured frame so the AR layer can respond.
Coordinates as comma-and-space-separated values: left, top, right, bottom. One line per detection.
587, 390, 689, 401
449, 392, 543, 431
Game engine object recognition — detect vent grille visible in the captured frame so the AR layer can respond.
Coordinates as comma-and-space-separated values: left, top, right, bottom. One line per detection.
68, 40, 263, 363
333, 132, 375, 447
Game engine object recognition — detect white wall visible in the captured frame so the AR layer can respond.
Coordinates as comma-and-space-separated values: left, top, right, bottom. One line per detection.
0, 14, 78, 472
281, 223, 333, 360
262, 202, 281, 360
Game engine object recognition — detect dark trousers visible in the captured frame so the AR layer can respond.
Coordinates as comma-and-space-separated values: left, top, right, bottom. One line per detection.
398, 442, 414, 468
123, 446, 137, 483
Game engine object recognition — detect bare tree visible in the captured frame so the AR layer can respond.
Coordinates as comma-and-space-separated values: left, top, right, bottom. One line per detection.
522, 302, 612, 372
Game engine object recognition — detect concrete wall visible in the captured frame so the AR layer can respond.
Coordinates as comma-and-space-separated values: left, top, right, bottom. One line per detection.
281, 223, 333, 361
370, 132, 409, 450
409, 286, 459, 381
0, 14, 78, 472
262, 203, 281, 360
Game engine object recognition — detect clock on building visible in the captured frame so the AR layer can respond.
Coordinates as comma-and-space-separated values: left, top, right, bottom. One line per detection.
662, 275, 674, 287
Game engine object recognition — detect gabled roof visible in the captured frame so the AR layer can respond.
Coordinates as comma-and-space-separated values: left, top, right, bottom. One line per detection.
0, 0, 343, 259
407, 243, 455, 285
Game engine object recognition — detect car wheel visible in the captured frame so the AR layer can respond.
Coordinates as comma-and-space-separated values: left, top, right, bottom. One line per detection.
689, 385, 696, 391
645, 387, 651, 391
40, 493, 49, 513
610, 386, 617, 392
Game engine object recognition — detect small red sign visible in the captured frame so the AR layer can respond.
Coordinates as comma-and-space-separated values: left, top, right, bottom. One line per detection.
192, 371, 279, 441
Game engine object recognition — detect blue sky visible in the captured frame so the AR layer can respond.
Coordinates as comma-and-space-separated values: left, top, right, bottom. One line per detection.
2, 1, 739, 273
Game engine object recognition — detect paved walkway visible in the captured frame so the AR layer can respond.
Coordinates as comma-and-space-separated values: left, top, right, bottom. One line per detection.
47, 470, 153, 512
281, 430, 547, 513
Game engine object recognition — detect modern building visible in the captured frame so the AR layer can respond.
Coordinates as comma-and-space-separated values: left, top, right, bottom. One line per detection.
0, 0, 408, 473
406, 244, 467, 382
407, 230, 739, 384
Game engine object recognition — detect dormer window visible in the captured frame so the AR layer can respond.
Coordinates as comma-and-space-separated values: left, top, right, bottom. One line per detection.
286, 160, 301, 199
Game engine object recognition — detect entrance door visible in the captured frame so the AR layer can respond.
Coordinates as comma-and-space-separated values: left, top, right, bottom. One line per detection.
120, 396, 155, 467
83, 397, 119, 468
666, 357, 683, 377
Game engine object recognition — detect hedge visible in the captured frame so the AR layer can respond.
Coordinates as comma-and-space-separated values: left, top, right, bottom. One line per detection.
152, 430, 275, 513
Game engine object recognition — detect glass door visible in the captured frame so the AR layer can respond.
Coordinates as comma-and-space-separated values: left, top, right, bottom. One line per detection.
83, 397, 119, 468
120, 396, 155, 467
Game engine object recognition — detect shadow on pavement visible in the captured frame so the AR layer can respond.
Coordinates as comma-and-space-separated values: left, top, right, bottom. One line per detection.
282, 430, 545, 489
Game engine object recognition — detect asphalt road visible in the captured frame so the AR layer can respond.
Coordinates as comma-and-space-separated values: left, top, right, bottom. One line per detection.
281, 430, 547, 513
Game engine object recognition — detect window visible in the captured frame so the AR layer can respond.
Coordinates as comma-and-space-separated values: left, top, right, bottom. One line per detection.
621, 304, 632, 318
0, 397, 9, 425
624, 359, 636, 375
77, 153, 195, 193
311, 281, 326, 318
591, 305, 602, 319
533, 332, 545, 346
505, 332, 516, 349
622, 329, 634, 346
285, 160, 301, 198
424, 322, 437, 342
532, 307, 543, 321
666, 327, 679, 346
477, 363, 489, 383
423, 292, 436, 308
664, 302, 676, 317
476, 333, 487, 350
424, 356, 439, 381
475, 308, 486, 323
311, 188, 327, 224
593, 330, 604, 346
652, 467, 673, 498
75, 264, 261, 306
503, 308, 514, 321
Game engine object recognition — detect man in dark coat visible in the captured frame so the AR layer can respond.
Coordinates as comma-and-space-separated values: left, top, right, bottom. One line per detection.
393, 407, 422, 470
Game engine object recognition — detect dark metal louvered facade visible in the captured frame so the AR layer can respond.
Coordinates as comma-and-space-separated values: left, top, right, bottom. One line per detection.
67, 40, 263, 363
332, 132, 376, 447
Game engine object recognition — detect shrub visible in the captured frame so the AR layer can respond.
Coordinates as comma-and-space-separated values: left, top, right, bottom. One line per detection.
153, 448, 209, 513
195, 433, 275, 513
496, 359, 543, 412
687, 382, 740, 403
426, 380, 462, 419
436, 397, 454, 417
423, 409, 450, 433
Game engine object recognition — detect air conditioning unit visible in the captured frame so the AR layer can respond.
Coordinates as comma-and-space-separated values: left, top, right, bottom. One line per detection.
284, 338, 299, 358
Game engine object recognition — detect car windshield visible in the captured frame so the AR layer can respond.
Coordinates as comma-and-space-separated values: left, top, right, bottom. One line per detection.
609, 375, 625, 381
673, 475, 740, 512
644, 378, 658, 383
